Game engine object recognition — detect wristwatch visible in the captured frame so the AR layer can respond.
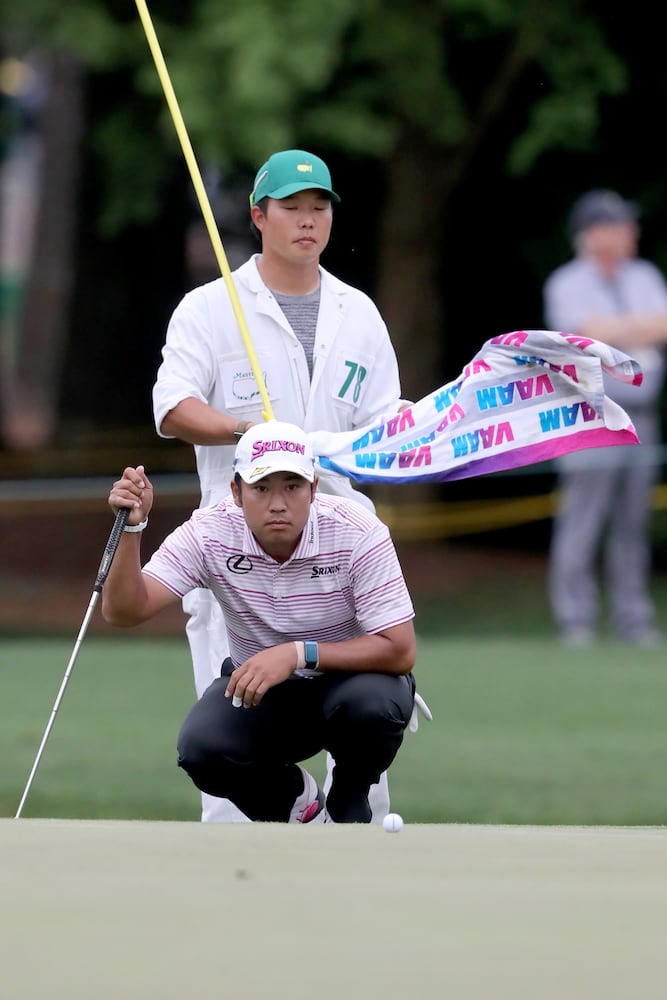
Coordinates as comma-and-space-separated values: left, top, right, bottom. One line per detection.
233, 420, 251, 439
304, 641, 319, 669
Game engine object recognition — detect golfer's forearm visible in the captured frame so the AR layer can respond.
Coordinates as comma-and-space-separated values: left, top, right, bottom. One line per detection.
160, 398, 247, 445
315, 627, 415, 676
101, 541, 153, 626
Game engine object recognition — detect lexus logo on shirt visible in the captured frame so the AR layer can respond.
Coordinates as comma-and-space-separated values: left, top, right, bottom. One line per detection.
226, 555, 253, 574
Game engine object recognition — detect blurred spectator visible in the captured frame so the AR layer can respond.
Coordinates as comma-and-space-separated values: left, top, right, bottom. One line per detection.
544, 189, 667, 646
0, 51, 45, 449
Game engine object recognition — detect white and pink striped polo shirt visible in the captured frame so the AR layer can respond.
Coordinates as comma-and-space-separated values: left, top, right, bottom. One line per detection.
142, 493, 414, 668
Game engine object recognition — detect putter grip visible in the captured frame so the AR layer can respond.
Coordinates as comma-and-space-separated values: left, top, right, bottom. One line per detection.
94, 507, 131, 591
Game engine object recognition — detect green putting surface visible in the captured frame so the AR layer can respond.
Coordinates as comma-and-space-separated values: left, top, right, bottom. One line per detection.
2, 820, 666, 999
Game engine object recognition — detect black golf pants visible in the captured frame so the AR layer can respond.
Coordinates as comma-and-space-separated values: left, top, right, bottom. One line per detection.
177, 658, 416, 823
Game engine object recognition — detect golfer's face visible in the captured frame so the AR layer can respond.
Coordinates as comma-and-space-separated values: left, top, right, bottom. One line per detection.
236, 471, 315, 555
259, 191, 333, 263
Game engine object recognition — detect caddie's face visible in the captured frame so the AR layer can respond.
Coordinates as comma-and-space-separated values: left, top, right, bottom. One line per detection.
251, 190, 333, 265
231, 471, 317, 561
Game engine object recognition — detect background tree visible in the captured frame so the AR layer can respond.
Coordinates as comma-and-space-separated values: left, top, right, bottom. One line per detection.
124, 0, 626, 400
0, 1, 648, 455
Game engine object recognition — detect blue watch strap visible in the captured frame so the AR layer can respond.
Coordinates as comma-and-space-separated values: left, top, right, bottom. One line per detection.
304, 641, 319, 668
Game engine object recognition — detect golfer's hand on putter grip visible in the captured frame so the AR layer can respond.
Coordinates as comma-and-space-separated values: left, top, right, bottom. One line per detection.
225, 644, 300, 709
108, 465, 154, 525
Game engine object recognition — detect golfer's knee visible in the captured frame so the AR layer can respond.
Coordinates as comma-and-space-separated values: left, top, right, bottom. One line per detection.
177, 716, 221, 779
335, 685, 413, 733
177, 734, 234, 797
177, 731, 208, 786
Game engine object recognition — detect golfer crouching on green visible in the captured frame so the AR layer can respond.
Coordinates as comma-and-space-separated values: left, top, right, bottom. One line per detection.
103, 419, 416, 823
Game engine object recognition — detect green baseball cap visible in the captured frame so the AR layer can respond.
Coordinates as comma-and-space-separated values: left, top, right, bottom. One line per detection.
249, 149, 341, 207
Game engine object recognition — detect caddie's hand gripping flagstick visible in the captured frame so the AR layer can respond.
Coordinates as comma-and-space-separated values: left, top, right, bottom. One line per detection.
15, 508, 130, 817
134, 0, 274, 422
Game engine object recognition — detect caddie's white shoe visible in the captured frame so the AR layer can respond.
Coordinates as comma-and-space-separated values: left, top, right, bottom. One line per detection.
289, 765, 325, 823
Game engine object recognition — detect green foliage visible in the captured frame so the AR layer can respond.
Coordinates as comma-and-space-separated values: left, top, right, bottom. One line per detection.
351, 3, 464, 145
508, 11, 626, 173
2, 1, 130, 68
162, 0, 360, 163
302, 99, 396, 156
1, 1, 630, 230
92, 106, 171, 235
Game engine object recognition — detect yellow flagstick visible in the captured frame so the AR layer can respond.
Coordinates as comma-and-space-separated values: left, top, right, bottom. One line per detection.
134, 0, 274, 421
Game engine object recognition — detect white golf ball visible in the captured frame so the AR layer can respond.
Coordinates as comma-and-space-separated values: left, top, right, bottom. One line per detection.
383, 812, 404, 833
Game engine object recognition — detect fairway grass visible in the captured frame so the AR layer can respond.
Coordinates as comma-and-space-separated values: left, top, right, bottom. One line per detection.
2, 636, 667, 825
1, 819, 666, 999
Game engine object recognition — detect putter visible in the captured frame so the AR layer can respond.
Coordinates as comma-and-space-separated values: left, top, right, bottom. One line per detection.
15, 507, 130, 818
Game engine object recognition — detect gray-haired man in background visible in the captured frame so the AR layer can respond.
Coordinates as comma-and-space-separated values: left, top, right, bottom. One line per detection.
544, 189, 667, 646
